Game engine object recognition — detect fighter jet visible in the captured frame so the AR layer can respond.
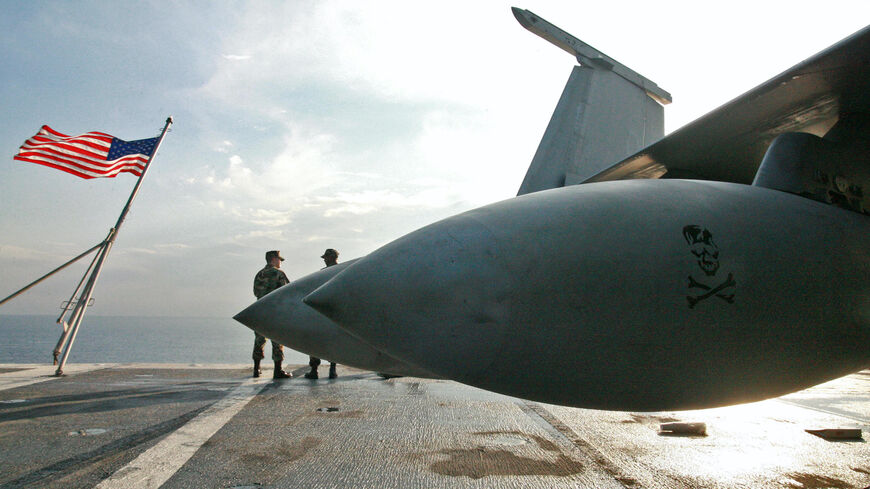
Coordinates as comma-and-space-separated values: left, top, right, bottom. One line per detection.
234, 259, 437, 379
233, 7, 661, 382
303, 17, 870, 411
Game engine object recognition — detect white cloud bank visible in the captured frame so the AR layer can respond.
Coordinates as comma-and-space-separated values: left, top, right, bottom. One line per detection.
187, 1, 562, 234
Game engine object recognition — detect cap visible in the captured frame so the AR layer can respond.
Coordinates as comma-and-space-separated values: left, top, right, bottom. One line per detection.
265, 250, 285, 261
321, 248, 339, 259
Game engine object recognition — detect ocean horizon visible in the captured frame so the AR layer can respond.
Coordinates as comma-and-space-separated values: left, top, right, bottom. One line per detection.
0, 314, 308, 365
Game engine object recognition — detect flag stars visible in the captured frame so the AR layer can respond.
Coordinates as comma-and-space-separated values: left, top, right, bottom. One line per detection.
107, 137, 159, 161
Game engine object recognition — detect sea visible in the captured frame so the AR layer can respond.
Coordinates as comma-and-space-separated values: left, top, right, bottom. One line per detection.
0, 314, 308, 365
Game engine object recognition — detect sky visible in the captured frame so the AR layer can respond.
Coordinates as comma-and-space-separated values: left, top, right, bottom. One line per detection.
1, 0, 868, 318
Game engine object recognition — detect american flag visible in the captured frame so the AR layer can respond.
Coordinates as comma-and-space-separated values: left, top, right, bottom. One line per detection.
14, 125, 159, 179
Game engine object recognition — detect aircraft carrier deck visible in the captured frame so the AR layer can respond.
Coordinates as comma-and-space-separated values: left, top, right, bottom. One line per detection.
1, 363, 868, 489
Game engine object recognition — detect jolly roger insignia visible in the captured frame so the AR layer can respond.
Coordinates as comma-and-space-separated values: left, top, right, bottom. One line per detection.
683, 225, 736, 309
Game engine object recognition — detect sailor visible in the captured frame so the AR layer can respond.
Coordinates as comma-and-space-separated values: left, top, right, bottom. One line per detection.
252, 250, 292, 379
305, 248, 340, 380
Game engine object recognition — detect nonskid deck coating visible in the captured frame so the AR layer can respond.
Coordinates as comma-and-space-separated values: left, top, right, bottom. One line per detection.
0, 364, 867, 489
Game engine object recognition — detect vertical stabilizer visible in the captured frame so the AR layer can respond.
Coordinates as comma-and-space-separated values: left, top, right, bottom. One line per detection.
513, 7, 669, 196
517, 66, 665, 195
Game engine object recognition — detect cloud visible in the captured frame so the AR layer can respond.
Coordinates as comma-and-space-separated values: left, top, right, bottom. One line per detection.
236, 208, 295, 227
0, 244, 53, 261
185, 2, 563, 227
215, 140, 233, 153
155, 243, 192, 251
194, 102, 523, 234
119, 247, 159, 255
230, 229, 286, 244
315, 185, 459, 217
182, 1, 567, 260
115, 243, 193, 257
194, 2, 561, 133
199, 125, 339, 212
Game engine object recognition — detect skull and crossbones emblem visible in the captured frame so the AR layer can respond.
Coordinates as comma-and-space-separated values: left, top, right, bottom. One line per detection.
683, 225, 736, 309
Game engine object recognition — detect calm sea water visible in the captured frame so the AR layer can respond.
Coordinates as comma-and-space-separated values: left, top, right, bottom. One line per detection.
0, 314, 307, 365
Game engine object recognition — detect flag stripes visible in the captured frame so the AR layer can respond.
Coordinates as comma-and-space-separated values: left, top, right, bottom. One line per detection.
14, 125, 159, 179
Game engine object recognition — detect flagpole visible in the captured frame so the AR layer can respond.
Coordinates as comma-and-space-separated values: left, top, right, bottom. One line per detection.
54, 239, 112, 375
55, 116, 173, 376
52, 229, 114, 364
56, 240, 107, 324
0, 241, 104, 308
110, 116, 174, 243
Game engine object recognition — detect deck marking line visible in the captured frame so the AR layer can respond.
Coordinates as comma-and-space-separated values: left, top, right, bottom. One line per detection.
519, 401, 643, 489
777, 398, 870, 425
95, 378, 267, 489
0, 364, 112, 391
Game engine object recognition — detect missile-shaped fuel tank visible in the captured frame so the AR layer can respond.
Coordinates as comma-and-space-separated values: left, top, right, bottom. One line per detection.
305, 179, 870, 411
234, 259, 437, 378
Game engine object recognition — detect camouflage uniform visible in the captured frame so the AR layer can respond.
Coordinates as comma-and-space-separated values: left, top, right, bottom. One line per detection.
252, 264, 290, 362
308, 258, 337, 374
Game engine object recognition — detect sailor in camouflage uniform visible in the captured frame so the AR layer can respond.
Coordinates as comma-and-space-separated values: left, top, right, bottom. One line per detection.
304, 248, 340, 380
252, 250, 292, 379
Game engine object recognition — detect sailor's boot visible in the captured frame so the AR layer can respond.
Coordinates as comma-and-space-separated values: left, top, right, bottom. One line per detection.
328, 364, 337, 379
253, 359, 261, 378
304, 367, 318, 379
273, 361, 291, 379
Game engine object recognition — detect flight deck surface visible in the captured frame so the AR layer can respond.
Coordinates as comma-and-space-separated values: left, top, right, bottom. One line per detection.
0, 364, 868, 488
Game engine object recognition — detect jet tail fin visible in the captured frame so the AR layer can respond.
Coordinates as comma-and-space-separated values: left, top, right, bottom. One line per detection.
513, 8, 670, 196
517, 65, 667, 195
